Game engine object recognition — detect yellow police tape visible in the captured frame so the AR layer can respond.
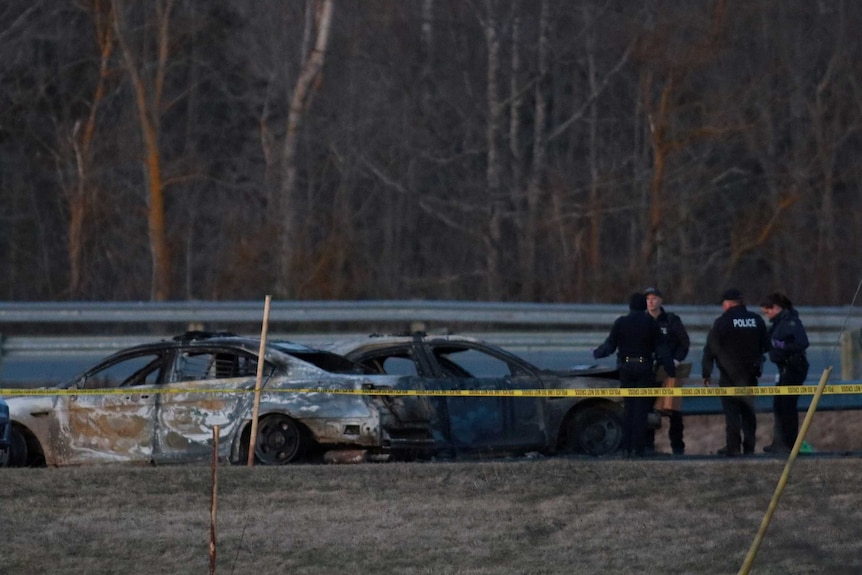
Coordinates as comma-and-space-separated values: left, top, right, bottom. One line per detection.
1, 384, 860, 398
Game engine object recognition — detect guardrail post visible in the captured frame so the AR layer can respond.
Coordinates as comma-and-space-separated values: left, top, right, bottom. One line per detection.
841, 330, 862, 381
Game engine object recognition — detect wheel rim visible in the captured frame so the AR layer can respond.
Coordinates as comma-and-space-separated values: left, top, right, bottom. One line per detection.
573, 409, 622, 455
254, 416, 303, 464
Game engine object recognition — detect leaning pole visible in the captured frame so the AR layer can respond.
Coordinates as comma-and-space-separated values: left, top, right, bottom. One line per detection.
247, 295, 272, 467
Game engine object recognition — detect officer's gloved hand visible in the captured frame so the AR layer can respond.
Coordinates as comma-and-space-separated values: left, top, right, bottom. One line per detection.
772, 339, 786, 349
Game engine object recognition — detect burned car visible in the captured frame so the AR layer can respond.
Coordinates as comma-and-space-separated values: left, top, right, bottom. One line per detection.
3, 332, 435, 467
324, 333, 624, 456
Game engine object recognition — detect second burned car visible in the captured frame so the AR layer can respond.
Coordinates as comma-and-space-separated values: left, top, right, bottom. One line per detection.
324, 333, 625, 457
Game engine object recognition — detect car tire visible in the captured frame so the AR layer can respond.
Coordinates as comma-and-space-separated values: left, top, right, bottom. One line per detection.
566, 405, 623, 456
253, 415, 307, 465
8, 427, 29, 467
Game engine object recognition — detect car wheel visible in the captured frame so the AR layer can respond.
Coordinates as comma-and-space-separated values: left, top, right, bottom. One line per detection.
566, 405, 623, 456
8, 427, 29, 467
253, 415, 307, 465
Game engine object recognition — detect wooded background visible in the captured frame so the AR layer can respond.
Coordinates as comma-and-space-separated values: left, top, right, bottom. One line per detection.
1, 0, 860, 306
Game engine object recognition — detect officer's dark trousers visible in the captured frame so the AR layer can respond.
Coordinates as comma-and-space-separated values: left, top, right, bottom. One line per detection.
667, 411, 685, 452
772, 363, 806, 449
645, 409, 685, 453
772, 395, 799, 449
719, 375, 757, 454
620, 364, 655, 455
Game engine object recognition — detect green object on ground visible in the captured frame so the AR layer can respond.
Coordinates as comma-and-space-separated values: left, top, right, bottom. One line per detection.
800, 441, 814, 454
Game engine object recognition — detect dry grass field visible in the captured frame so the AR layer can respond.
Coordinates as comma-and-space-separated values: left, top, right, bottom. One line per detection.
3, 410, 862, 575
653, 410, 862, 456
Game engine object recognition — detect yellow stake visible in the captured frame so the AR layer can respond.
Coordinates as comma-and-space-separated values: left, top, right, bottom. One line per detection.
246, 295, 272, 467
738, 366, 833, 575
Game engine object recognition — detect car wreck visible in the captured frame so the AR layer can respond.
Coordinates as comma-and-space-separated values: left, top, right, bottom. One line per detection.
324, 332, 625, 457
3, 332, 435, 467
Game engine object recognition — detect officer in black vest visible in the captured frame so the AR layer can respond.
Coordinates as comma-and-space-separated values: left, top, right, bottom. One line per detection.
702, 288, 769, 456
594, 293, 676, 457
643, 287, 691, 455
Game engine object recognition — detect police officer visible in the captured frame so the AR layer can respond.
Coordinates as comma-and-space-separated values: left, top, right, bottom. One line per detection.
760, 292, 810, 453
594, 293, 676, 457
702, 288, 769, 456
643, 287, 691, 455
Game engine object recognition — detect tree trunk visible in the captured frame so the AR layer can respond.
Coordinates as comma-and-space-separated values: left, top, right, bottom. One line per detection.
483, 0, 504, 301
522, 0, 549, 301
112, 0, 173, 301
279, 0, 334, 297
583, 2, 602, 299
812, 50, 841, 303
66, 0, 115, 298
641, 73, 673, 281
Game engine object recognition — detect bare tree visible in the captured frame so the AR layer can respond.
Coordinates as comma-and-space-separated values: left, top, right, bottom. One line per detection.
638, 3, 725, 278
481, 0, 505, 300
518, 0, 549, 301
111, 0, 174, 301
810, 21, 848, 303
2, 1, 862, 305
581, 1, 602, 300
278, 0, 335, 297
64, 0, 115, 298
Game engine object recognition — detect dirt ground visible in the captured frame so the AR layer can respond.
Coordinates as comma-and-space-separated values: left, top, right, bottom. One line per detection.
652, 409, 862, 455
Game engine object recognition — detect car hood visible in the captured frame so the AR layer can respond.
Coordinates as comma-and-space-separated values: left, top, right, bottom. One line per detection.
536, 368, 621, 391
541, 365, 619, 379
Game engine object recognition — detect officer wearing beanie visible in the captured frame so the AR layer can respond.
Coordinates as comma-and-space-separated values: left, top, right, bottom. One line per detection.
594, 293, 676, 457
702, 288, 769, 456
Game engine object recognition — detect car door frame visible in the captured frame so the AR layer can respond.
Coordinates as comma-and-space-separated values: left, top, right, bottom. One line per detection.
63, 348, 171, 465
151, 343, 259, 463
415, 340, 549, 451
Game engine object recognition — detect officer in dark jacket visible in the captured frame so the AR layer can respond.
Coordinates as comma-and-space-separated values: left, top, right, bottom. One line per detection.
760, 292, 810, 453
702, 288, 769, 456
643, 287, 691, 455
594, 293, 676, 457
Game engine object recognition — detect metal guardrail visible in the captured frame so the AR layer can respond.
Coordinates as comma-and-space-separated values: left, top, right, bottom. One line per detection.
0, 300, 858, 330
0, 330, 844, 355
0, 301, 860, 417
0, 300, 858, 355
0, 300, 857, 371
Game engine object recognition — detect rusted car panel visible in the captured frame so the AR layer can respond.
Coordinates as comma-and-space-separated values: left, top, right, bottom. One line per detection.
4, 333, 435, 467
325, 333, 625, 456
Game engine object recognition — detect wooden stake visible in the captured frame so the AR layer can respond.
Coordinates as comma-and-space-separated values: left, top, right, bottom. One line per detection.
209, 425, 219, 575
738, 366, 833, 575
247, 295, 272, 466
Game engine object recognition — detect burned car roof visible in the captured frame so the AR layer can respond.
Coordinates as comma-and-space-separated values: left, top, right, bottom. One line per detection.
37, 332, 375, 389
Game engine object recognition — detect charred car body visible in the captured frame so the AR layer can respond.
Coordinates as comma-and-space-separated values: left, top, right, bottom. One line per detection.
3, 332, 435, 467
325, 333, 624, 456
